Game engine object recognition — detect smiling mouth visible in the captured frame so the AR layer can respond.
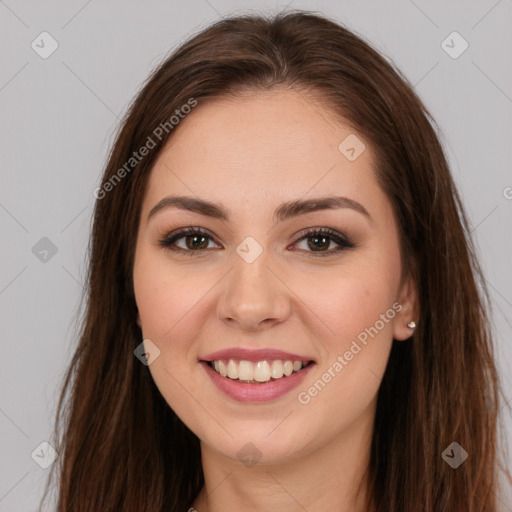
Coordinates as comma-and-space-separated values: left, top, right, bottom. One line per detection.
203, 359, 315, 384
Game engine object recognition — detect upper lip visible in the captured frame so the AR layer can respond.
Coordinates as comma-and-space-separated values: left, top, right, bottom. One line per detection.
200, 348, 315, 364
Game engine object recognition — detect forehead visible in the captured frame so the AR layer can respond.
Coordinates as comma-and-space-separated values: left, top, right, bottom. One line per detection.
141, 89, 384, 220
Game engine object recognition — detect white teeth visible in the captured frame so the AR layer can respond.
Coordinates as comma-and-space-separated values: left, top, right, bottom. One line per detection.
238, 360, 254, 381
270, 360, 283, 378
254, 361, 271, 382
227, 359, 238, 379
283, 361, 294, 376
210, 358, 309, 382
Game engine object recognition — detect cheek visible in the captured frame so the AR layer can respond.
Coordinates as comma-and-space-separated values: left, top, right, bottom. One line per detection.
133, 250, 218, 402
133, 249, 207, 342
133, 250, 209, 414
296, 257, 399, 345
293, 281, 396, 433
291, 258, 398, 404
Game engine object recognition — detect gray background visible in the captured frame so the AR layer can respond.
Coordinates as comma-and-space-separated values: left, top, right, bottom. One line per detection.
1, 0, 511, 510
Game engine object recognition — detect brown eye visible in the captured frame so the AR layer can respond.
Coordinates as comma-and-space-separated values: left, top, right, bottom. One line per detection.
159, 227, 218, 255
293, 228, 355, 257
158, 226, 355, 257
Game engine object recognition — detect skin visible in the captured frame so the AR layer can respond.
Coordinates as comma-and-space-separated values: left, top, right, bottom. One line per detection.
132, 88, 418, 512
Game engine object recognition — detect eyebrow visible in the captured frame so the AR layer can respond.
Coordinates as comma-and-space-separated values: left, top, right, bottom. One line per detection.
147, 195, 371, 223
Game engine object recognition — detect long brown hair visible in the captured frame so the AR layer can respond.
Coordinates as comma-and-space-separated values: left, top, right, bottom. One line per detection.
40, 10, 510, 511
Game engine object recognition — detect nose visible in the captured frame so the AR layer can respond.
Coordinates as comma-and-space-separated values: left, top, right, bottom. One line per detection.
217, 250, 291, 332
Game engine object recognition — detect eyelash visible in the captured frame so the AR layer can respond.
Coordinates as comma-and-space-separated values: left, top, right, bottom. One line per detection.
157, 226, 355, 257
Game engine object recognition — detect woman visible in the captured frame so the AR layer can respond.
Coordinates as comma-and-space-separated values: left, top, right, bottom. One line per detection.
41, 10, 510, 511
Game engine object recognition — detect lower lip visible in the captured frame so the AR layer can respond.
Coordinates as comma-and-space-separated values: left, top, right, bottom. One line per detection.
200, 361, 316, 403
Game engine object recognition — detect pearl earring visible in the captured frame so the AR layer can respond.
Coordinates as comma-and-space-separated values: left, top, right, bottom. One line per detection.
407, 321, 416, 329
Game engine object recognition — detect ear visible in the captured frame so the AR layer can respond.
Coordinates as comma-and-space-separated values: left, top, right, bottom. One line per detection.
136, 310, 142, 328
393, 274, 419, 341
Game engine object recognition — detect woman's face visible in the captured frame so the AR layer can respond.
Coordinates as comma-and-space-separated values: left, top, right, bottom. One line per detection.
133, 88, 417, 466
